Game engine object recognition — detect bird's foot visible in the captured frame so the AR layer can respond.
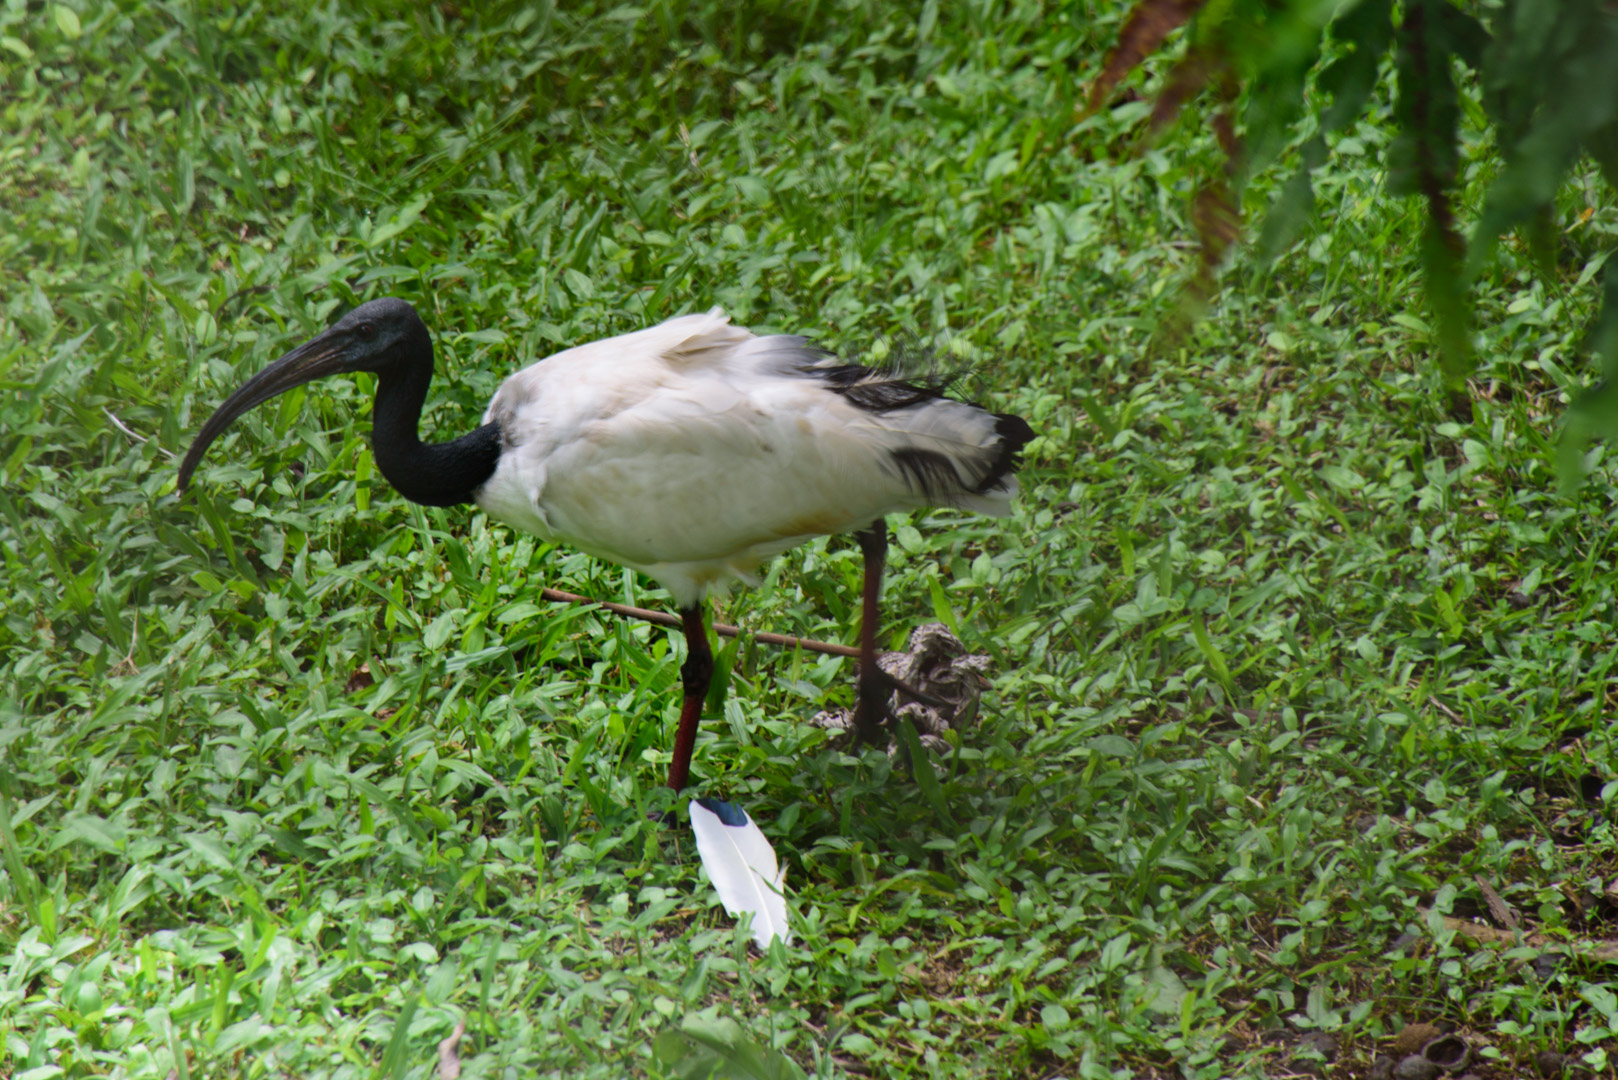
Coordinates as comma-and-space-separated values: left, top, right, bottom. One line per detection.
815, 633, 984, 749
872, 668, 948, 709
808, 623, 989, 759
850, 667, 944, 744
849, 675, 896, 745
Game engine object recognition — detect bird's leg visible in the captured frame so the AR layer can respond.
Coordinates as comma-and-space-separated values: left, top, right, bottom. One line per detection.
666, 604, 713, 791
851, 521, 893, 744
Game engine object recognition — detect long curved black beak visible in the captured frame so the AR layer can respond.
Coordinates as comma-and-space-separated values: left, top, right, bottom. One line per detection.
178, 330, 349, 494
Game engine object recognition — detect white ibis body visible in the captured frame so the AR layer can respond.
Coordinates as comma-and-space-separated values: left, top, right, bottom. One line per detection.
179, 298, 1034, 790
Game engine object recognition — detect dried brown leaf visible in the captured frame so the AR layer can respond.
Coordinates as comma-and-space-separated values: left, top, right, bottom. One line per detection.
1191, 185, 1240, 270
1210, 68, 1243, 173
1148, 49, 1216, 135
437, 1018, 467, 1080
346, 663, 374, 695
1420, 907, 1618, 961
1156, 181, 1241, 350
1474, 875, 1519, 930
1086, 0, 1208, 115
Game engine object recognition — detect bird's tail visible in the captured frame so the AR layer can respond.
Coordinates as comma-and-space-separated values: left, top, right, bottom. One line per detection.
740, 330, 1036, 513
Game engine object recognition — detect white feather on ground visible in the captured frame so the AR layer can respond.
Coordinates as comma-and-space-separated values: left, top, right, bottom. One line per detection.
688, 798, 791, 950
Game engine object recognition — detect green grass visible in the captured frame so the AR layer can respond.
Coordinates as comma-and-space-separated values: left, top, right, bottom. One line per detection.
5, 1, 1618, 1077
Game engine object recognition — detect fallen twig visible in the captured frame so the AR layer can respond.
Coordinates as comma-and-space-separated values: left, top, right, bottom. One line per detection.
104, 408, 176, 458
538, 587, 861, 658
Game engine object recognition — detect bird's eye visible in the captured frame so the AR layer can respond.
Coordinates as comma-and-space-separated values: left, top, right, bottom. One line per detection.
357, 322, 376, 339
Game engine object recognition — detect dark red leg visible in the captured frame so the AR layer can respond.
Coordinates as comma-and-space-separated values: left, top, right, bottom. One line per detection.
850, 521, 891, 744
666, 604, 713, 790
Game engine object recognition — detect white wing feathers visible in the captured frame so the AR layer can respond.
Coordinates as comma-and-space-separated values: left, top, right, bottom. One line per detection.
474, 307, 1024, 604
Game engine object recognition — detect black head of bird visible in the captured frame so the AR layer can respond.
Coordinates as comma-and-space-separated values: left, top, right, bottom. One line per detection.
179, 298, 500, 508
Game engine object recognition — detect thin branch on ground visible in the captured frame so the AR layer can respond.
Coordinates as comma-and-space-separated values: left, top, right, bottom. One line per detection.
538, 586, 862, 658
104, 408, 176, 458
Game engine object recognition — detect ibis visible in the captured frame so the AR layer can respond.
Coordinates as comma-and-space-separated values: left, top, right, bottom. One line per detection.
179, 298, 1033, 791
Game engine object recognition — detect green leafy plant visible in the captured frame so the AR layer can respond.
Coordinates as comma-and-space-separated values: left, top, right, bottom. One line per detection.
652, 1016, 810, 1080
1089, 0, 1618, 473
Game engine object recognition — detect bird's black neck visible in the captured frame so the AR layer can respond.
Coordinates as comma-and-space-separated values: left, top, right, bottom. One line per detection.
370, 340, 502, 508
